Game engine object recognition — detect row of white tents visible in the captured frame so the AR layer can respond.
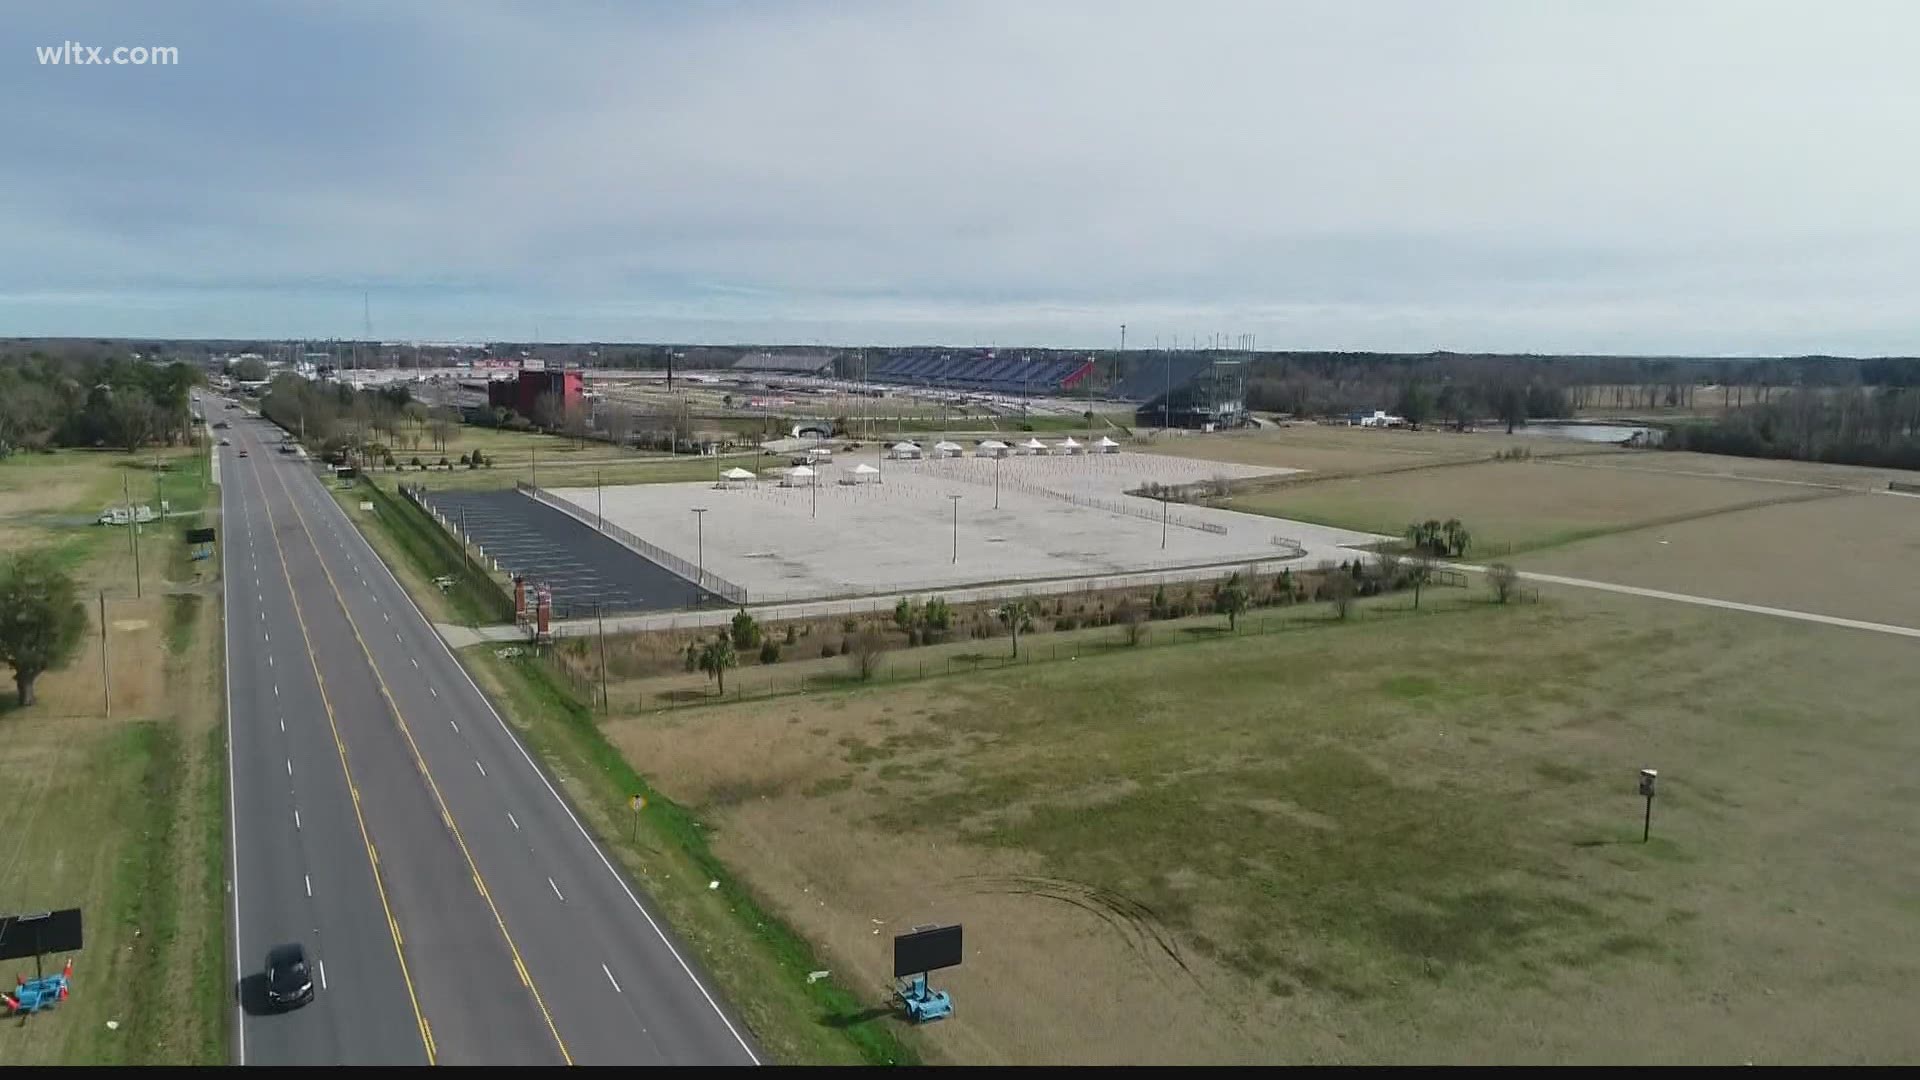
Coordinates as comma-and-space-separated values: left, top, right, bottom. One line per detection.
889, 435, 1119, 460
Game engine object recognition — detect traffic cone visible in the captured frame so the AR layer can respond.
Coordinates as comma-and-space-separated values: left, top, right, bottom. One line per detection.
3, 993, 18, 1013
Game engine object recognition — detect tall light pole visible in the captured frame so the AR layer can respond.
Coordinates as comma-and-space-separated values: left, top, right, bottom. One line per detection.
1161, 494, 1168, 550
595, 468, 603, 532
948, 493, 962, 563
993, 454, 1001, 510
691, 507, 708, 604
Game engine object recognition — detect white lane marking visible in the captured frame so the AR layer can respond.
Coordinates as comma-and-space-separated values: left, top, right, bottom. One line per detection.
279, 717, 285, 732
259, 611, 264, 622
411, 658, 418, 668
264, 631, 269, 643
548, 877, 565, 902
319, 960, 328, 990
508, 812, 519, 830
383, 612, 389, 621
294, 808, 301, 830
268, 655, 274, 667
448, 718, 457, 732
304, 874, 312, 897
274, 685, 279, 697
221, 532, 246, 1069
602, 964, 622, 993
475, 760, 487, 777
430, 687, 438, 698
286, 758, 292, 776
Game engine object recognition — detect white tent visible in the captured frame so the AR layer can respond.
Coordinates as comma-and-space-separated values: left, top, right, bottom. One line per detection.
722, 466, 757, 481
977, 439, 1011, 458
889, 441, 923, 460
1020, 437, 1049, 455
781, 464, 817, 487
1057, 436, 1083, 454
848, 462, 881, 484
932, 440, 963, 458
1096, 435, 1120, 453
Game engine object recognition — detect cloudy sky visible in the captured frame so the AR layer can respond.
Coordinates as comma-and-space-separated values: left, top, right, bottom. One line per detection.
6, 1, 1919, 353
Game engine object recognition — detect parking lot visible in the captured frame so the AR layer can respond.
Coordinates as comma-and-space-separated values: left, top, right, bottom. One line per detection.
419, 489, 723, 616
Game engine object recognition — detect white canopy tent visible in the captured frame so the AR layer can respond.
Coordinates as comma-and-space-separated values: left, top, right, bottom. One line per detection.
781, 464, 817, 487
1020, 437, 1049, 455
889, 441, 923, 460
846, 462, 881, 484
1057, 436, 1083, 454
932, 440, 964, 458
718, 466, 757, 489
977, 439, 1011, 458
1096, 435, 1120, 453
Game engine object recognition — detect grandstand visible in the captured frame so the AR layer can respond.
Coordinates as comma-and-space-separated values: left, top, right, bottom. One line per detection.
732, 351, 835, 375
868, 352, 1093, 396
1119, 354, 1248, 430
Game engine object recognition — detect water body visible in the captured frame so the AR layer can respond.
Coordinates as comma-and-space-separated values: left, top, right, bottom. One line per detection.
1512, 421, 1659, 445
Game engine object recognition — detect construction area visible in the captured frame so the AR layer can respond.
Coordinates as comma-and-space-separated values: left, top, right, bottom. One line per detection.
544, 450, 1382, 604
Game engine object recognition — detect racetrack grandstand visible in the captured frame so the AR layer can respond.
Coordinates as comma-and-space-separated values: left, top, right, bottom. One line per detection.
869, 351, 1093, 395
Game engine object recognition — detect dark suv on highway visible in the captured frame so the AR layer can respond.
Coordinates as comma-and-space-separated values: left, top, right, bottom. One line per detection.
265, 943, 314, 1009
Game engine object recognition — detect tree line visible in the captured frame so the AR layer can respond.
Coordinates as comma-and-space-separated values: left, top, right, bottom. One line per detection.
1662, 387, 1920, 470
0, 352, 203, 457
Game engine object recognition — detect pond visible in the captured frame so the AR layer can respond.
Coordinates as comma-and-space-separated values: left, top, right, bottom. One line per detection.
1510, 421, 1660, 445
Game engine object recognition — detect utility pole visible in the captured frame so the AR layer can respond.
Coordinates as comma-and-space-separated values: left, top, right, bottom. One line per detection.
949, 494, 962, 563
531, 445, 537, 489
1162, 495, 1168, 550
596, 468, 603, 532
691, 507, 708, 605
124, 474, 142, 598
99, 591, 111, 717
994, 454, 1001, 510
597, 601, 610, 713
460, 507, 473, 582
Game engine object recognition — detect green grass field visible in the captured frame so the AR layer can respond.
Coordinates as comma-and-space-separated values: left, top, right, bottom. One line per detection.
603, 586, 1920, 1063
1225, 458, 1824, 555
0, 446, 227, 1066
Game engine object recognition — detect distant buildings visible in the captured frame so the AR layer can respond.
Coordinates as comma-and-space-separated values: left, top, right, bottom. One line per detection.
1122, 356, 1248, 430
488, 368, 584, 418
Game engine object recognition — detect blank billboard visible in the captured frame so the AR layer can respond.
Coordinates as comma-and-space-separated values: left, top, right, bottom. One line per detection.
893, 924, 962, 977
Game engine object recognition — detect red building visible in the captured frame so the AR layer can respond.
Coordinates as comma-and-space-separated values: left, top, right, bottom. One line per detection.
488, 369, 583, 418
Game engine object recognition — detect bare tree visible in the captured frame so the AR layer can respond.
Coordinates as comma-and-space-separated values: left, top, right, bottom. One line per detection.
107, 387, 157, 452
602, 404, 634, 448
997, 600, 1033, 658
1373, 549, 1403, 589
533, 388, 564, 432
848, 629, 885, 681
1322, 569, 1356, 620
1488, 563, 1520, 605
1113, 596, 1145, 646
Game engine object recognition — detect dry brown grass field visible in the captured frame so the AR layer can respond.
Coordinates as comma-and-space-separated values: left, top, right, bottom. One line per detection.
1514, 491, 1920, 628
1223, 458, 1818, 554
0, 447, 226, 1066
606, 588, 1920, 1064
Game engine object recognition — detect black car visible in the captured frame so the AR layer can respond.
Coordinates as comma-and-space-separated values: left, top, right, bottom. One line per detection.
265, 943, 314, 1009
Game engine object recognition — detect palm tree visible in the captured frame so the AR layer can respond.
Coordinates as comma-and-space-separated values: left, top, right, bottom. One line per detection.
998, 600, 1032, 658
697, 635, 737, 695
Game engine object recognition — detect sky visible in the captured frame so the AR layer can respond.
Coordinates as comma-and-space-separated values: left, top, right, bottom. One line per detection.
5, 1, 1920, 354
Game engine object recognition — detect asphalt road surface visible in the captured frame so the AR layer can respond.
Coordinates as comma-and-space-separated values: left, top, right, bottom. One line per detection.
213, 397, 758, 1065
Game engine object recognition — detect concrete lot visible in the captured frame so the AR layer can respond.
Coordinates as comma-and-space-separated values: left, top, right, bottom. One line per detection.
549, 450, 1384, 603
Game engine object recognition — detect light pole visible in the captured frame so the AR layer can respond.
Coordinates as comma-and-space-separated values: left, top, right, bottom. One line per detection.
948, 494, 962, 563
811, 470, 818, 519
993, 454, 1001, 510
595, 468, 603, 531
691, 507, 708, 604
1161, 494, 1168, 550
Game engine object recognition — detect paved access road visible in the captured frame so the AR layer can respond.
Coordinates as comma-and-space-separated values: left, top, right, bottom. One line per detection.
213, 397, 757, 1066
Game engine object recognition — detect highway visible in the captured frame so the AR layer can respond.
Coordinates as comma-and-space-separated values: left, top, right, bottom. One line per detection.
213, 396, 758, 1066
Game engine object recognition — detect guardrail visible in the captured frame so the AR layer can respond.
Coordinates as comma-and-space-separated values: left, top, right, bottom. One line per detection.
512, 481, 750, 605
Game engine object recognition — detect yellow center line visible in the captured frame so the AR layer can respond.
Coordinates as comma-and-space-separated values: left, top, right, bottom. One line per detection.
245, 455, 435, 1064
267, 459, 575, 1065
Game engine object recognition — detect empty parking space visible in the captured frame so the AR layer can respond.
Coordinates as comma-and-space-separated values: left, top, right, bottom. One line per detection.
420, 489, 724, 616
